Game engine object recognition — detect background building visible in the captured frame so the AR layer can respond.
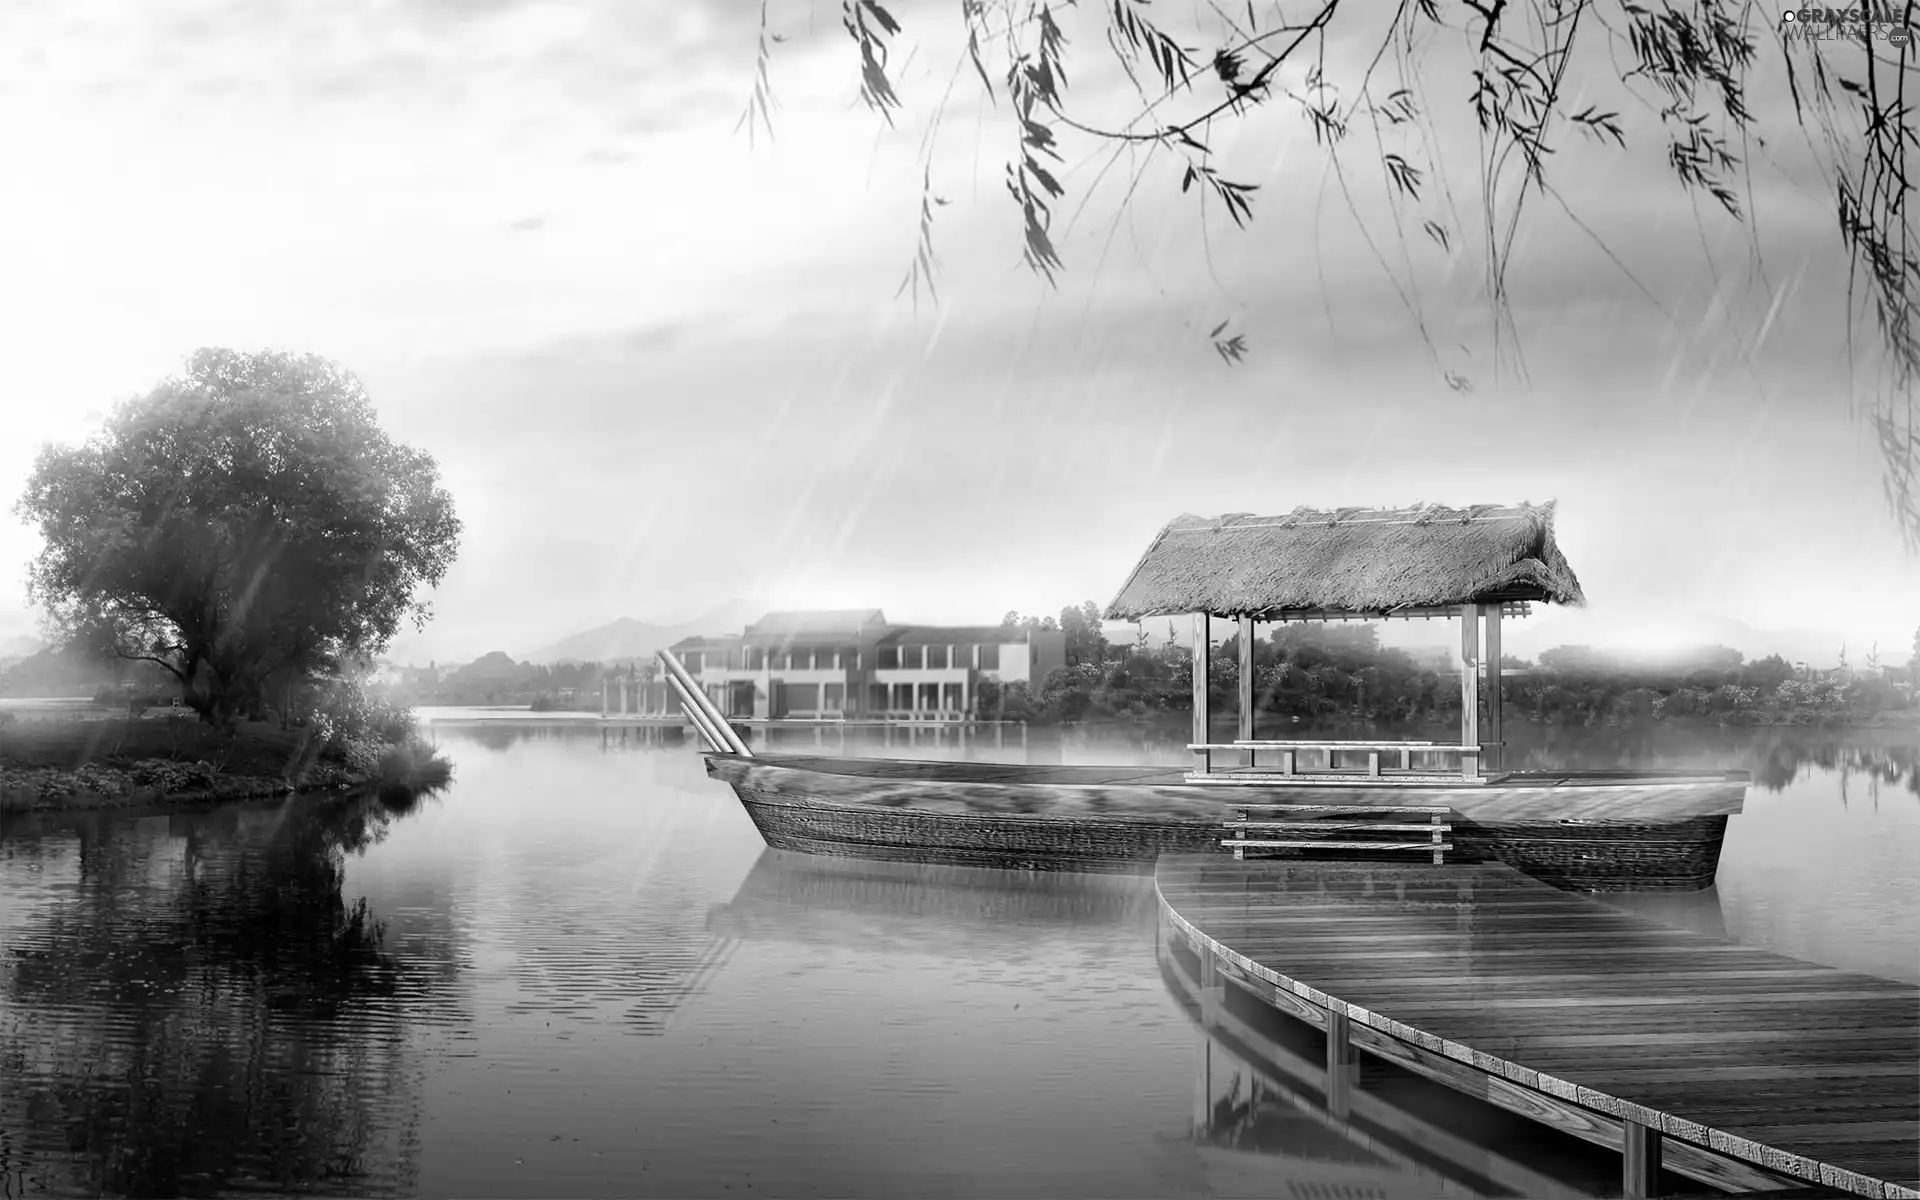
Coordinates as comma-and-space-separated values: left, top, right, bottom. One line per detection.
667, 610, 1065, 719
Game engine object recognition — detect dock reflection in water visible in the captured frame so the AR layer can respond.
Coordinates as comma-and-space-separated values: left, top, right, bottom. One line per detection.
712, 849, 1485, 1200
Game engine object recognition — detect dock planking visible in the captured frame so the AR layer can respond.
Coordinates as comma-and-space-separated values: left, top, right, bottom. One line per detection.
1155, 855, 1920, 1198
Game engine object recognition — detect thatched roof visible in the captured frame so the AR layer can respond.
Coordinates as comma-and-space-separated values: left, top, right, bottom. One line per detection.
1104, 502, 1586, 621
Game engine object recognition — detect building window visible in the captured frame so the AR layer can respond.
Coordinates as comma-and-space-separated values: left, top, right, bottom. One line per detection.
954, 644, 973, 669
925, 645, 948, 669
890, 683, 914, 710
917, 683, 939, 710
728, 648, 745, 670
878, 646, 900, 670
791, 649, 811, 670
942, 683, 964, 711
869, 683, 889, 711
747, 648, 765, 670
826, 651, 841, 669
824, 683, 845, 711
684, 651, 703, 672
900, 645, 924, 670
978, 644, 1000, 670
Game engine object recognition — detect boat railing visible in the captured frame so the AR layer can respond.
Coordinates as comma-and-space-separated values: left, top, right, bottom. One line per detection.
1186, 739, 1482, 783
1219, 801, 1454, 864
658, 649, 753, 757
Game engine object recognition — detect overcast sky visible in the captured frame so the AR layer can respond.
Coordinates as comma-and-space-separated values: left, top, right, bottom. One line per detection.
1, 0, 1913, 665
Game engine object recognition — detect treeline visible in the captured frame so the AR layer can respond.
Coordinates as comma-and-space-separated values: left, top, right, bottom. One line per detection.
378, 652, 638, 708
976, 615, 1919, 728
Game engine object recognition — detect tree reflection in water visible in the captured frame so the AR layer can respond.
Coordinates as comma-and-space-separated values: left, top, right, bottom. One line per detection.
0, 787, 459, 1198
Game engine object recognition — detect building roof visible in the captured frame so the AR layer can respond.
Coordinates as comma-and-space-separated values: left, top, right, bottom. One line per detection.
742, 610, 888, 640
878, 625, 1027, 644
1104, 502, 1587, 620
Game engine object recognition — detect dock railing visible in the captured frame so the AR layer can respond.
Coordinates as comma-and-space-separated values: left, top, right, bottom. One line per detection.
657, 649, 752, 757
1186, 739, 1482, 783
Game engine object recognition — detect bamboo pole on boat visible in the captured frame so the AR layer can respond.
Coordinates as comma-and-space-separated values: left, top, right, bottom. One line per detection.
1192, 612, 1211, 774
658, 649, 751, 756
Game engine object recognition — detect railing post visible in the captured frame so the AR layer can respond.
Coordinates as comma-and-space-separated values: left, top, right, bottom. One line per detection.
1623, 1119, 1664, 1198
1326, 1006, 1357, 1120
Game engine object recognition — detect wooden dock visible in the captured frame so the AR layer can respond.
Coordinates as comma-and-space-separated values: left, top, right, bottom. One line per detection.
1154, 855, 1919, 1199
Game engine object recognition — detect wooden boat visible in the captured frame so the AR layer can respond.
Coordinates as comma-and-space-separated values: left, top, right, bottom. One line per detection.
673, 504, 1751, 893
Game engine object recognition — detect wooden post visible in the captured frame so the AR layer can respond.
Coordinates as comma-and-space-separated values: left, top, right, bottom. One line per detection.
1484, 605, 1503, 771
1194, 1031, 1214, 1132
1458, 604, 1480, 779
1198, 951, 1223, 1003
1326, 1007, 1357, 1120
1192, 612, 1211, 774
601, 678, 608, 718
1237, 614, 1255, 766
1623, 1119, 1664, 1198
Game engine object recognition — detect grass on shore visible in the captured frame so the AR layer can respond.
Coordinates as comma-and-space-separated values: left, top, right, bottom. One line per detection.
1, 711, 310, 774
0, 706, 453, 797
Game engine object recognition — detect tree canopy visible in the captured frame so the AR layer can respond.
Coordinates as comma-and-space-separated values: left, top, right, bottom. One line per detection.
745, 0, 1917, 548
15, 349, 462, 723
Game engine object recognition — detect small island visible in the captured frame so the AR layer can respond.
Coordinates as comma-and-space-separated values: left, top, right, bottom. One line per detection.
1, 349, 460, 814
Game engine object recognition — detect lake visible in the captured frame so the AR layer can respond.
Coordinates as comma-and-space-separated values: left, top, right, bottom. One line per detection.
1, 718, 1915, 1197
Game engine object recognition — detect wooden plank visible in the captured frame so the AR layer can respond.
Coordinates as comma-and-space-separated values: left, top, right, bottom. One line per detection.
1222, 821, 1455, 833
1187, 772, 1494, 785
1192, 945, 1799, 1196
1166, 947, 1589, 1198
1191, 741, 1476, 752
1221, 840, 1457, 852
1155, 856, 1920, 1198
1223, 803, 1453, 814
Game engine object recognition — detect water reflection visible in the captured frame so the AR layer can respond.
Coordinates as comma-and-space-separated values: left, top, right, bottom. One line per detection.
707, 848, 1155, 956
0, 792, 459, 1198
1157, 937, 1486, 1200
2, 719, 1913, 1197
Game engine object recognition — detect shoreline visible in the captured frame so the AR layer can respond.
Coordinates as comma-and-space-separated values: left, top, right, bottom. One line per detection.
0, 759, 377, 814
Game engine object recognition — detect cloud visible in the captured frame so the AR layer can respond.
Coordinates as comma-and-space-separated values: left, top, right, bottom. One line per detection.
506, 215, 548, 232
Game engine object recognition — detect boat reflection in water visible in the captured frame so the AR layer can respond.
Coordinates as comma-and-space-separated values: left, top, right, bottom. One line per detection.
705, 846, 1158, 956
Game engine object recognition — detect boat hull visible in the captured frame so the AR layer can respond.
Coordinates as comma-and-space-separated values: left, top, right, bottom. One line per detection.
708, 755, 1746, 891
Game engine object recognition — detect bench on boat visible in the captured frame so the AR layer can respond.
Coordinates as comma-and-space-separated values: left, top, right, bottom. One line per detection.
1219, 802, 1454, 865
1186, 739, 1484, 783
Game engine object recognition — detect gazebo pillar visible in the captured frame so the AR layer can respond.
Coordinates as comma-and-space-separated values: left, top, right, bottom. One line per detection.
1458, 603, 1480, 779
1237, 614, 1256, 766
1484, 605, 1503, 771
1191, 612, 1211, 774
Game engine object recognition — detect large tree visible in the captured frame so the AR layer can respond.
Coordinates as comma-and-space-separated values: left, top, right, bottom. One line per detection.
747, 0, 1918, 547
15, 349, 462, 725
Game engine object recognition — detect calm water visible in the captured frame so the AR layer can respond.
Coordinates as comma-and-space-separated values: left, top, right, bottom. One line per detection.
1, 719, 1915, 1197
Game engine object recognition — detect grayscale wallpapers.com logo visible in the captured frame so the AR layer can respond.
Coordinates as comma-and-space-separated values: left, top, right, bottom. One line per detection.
1781, 7, 1914, 44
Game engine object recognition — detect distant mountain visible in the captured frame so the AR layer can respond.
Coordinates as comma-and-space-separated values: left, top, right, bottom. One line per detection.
445, 650, 526, 683
523, 598, 770, 665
